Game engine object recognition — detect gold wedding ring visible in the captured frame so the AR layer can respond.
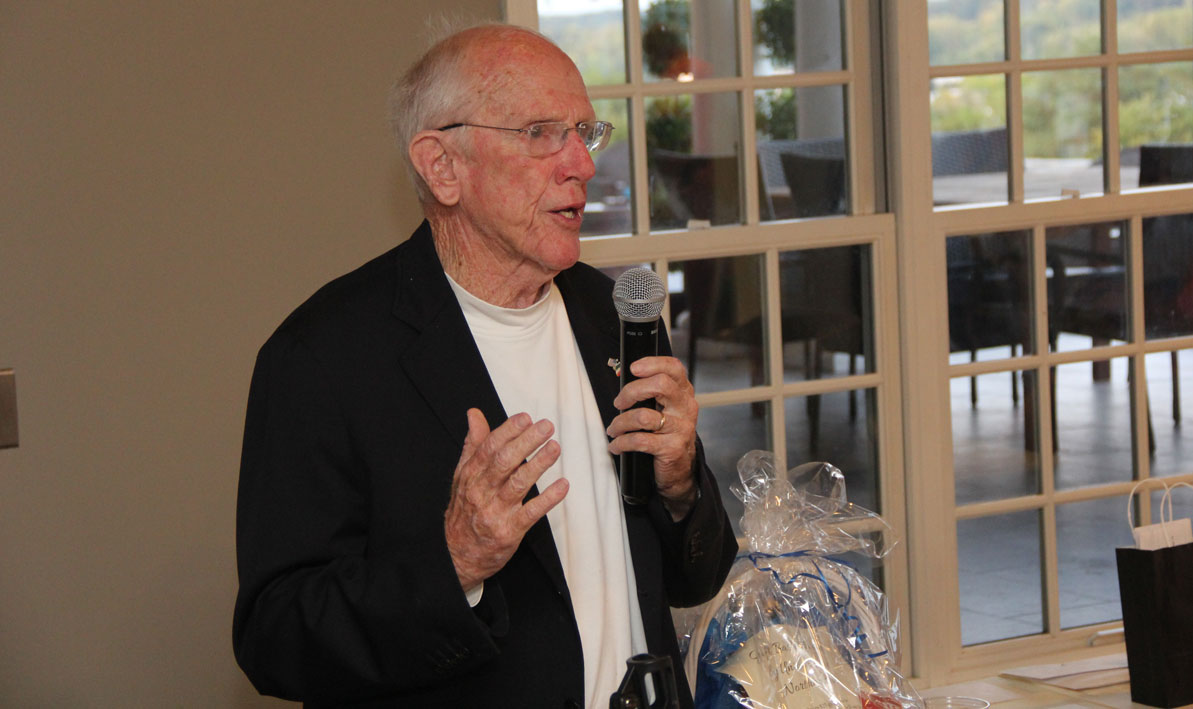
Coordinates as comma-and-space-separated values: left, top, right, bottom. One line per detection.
655, 412, 667, 432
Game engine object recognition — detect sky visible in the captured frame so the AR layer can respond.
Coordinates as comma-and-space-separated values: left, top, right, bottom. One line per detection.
537, 0, 626, 16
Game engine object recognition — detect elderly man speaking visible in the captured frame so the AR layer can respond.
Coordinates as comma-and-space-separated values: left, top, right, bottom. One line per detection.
232, 23, 737, 708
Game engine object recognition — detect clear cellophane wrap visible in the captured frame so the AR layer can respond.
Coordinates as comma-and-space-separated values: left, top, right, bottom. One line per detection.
681, 451, 920, 709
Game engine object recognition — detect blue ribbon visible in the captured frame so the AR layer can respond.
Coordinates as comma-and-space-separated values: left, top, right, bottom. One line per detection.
746, 551, 888, 660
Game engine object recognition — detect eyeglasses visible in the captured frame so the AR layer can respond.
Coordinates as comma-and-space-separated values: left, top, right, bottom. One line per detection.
437, 120, 614, 157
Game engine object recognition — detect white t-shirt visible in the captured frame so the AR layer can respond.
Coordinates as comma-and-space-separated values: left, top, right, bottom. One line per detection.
448, 276, 648, 708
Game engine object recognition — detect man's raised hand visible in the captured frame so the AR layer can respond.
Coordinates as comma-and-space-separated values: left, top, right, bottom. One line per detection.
444, 409, 568, 592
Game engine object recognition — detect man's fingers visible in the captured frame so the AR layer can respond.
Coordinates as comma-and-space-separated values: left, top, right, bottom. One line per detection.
462, 412, 531, 472
457, 414, 557, 500
488, 417, 551, 474
515, 477, 569, 530
628, 355, 687, 380
459, 408, 490, 462
606, 407, 665, 438
607, 430, 661, 456
613, 357, 694, 412
503, 438, 561, 500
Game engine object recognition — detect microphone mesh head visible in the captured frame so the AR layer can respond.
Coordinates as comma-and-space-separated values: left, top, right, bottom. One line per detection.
612, 267, 666, 321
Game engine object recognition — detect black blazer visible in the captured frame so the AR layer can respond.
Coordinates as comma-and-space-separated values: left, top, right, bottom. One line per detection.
233, 221, 737, 708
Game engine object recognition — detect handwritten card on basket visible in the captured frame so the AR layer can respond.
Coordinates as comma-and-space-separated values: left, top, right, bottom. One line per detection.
718, 624, 865, 709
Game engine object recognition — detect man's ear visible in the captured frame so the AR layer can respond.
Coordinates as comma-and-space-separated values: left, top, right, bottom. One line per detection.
409, 131, 461, 206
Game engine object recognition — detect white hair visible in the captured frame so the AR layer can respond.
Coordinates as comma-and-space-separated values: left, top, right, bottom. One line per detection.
388, 20, 555, 203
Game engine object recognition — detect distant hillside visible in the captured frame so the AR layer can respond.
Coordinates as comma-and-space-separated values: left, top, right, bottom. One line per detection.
541, 10, 628, 86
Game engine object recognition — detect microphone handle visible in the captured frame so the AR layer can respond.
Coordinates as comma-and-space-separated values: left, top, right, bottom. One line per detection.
619, 318, 659, 505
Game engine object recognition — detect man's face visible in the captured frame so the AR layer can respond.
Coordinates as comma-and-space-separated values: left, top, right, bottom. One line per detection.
451, 38, 597, 279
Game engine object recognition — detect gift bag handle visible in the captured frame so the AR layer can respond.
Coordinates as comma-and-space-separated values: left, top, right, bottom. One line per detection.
1126, 479, 1171, 542
1161, 482, 1193, 529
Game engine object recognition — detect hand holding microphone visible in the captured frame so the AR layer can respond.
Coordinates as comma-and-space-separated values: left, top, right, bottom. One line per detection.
609, 268, 699, 511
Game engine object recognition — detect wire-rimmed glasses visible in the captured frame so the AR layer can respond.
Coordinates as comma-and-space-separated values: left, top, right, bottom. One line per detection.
437, 120, 614, 157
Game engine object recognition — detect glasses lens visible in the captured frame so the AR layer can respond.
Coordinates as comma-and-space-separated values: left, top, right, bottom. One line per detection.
583, 122, 612, 152
522, 124, 563, 157
522, 122, 613, 156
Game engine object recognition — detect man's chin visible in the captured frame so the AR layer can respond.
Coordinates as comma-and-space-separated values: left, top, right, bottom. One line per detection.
544, 237, 582, 272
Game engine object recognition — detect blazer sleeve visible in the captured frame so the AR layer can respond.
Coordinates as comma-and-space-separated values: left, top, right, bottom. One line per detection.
232, 331, 500, 703
645, 435, 739, 608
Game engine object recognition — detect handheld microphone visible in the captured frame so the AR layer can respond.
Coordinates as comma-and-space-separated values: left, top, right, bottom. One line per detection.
612, 267, 667, 505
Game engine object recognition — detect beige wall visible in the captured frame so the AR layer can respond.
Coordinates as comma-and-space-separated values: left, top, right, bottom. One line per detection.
0, 1, 499, 704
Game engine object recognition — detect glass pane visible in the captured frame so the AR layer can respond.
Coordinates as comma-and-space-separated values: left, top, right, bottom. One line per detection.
756, 86, 849, 220
947, 231, 1033, 362
647, 92, 742, 229
1046, 221, 1129, 351
1120, 62, 1193, 190
538, 0, 627, 85
1146, 348, 1193, 477
751, 0, 844, 76
928, 0, 1005, 66
779, 245, 872, 382
641, 0, 738, 82
1023, 69, 1104, 199
952, 370, 1042, 504
784, 388, 878, 512
1054, 358, 1136, 489
1057, 498, 1131, 629
930, 75, 1009, 206
833, 538, 885, 587
670, 254, 766, 394
1144, 212, 1193, 339
959, 510, 1044, 645
1119, 0, 1193, 53
584, 98, 633, 238
1021, 0, 1101, 60
698, 402, 772, 535
598, 263, 650, 284
1151, 485, 1193, 523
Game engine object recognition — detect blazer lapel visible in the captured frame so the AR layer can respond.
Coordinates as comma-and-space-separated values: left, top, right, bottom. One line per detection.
556, 269, 622, 433
392, 222, 506, 444
392, 222, 572, 605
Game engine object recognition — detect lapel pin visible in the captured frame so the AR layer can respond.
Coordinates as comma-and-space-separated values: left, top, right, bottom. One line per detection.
607, 357, 621, 377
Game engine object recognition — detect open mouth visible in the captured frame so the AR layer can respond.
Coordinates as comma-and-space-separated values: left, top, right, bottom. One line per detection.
554, 207, 582, 220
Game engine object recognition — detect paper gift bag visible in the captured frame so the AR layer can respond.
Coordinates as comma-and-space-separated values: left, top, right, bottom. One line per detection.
1115, 540, 1193, 708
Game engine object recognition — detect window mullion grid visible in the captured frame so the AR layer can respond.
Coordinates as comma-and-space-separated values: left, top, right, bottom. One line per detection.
502, 0, 538, 29
1028, 215, 1063, 637
1006, 70, 1024, 203
1103, 0, 1122, 195
871, 224, 912, 669
1007, 0, 1026, 204
1041, 503, 1062, 636
1128, 213, 1153, 485
736, 0, 761, 227
655, 257, 672, 332
1006, 0, 1020, 63
763, 247, 787, 472
1032, 224, 1056, 475
1104, 64, 1121, 195
621, 0, 651, 236
847, 0, 876, 215
628, 89, 651, 236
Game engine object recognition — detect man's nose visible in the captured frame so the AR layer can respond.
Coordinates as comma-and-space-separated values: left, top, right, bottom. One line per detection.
557, 130, 597, 183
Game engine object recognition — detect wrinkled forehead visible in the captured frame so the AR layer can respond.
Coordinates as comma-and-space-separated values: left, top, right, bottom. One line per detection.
464, 35, 593, 123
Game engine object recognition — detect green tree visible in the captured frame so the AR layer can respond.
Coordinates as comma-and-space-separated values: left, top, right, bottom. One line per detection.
645, 95, 692, 153
930, 75, 1006, 133
930, 0, 1192, 155
641, 0, 690, 79
754, 0, 794, 66
755, 88, 796, 140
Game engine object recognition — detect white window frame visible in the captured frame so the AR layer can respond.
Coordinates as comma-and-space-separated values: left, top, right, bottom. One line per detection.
505, 0, 913, 679
889, 0, 1193, 686
505, 0, 1193, 687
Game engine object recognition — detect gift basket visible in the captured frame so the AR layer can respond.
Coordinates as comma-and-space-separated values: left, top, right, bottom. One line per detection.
683, 451, 919, 709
